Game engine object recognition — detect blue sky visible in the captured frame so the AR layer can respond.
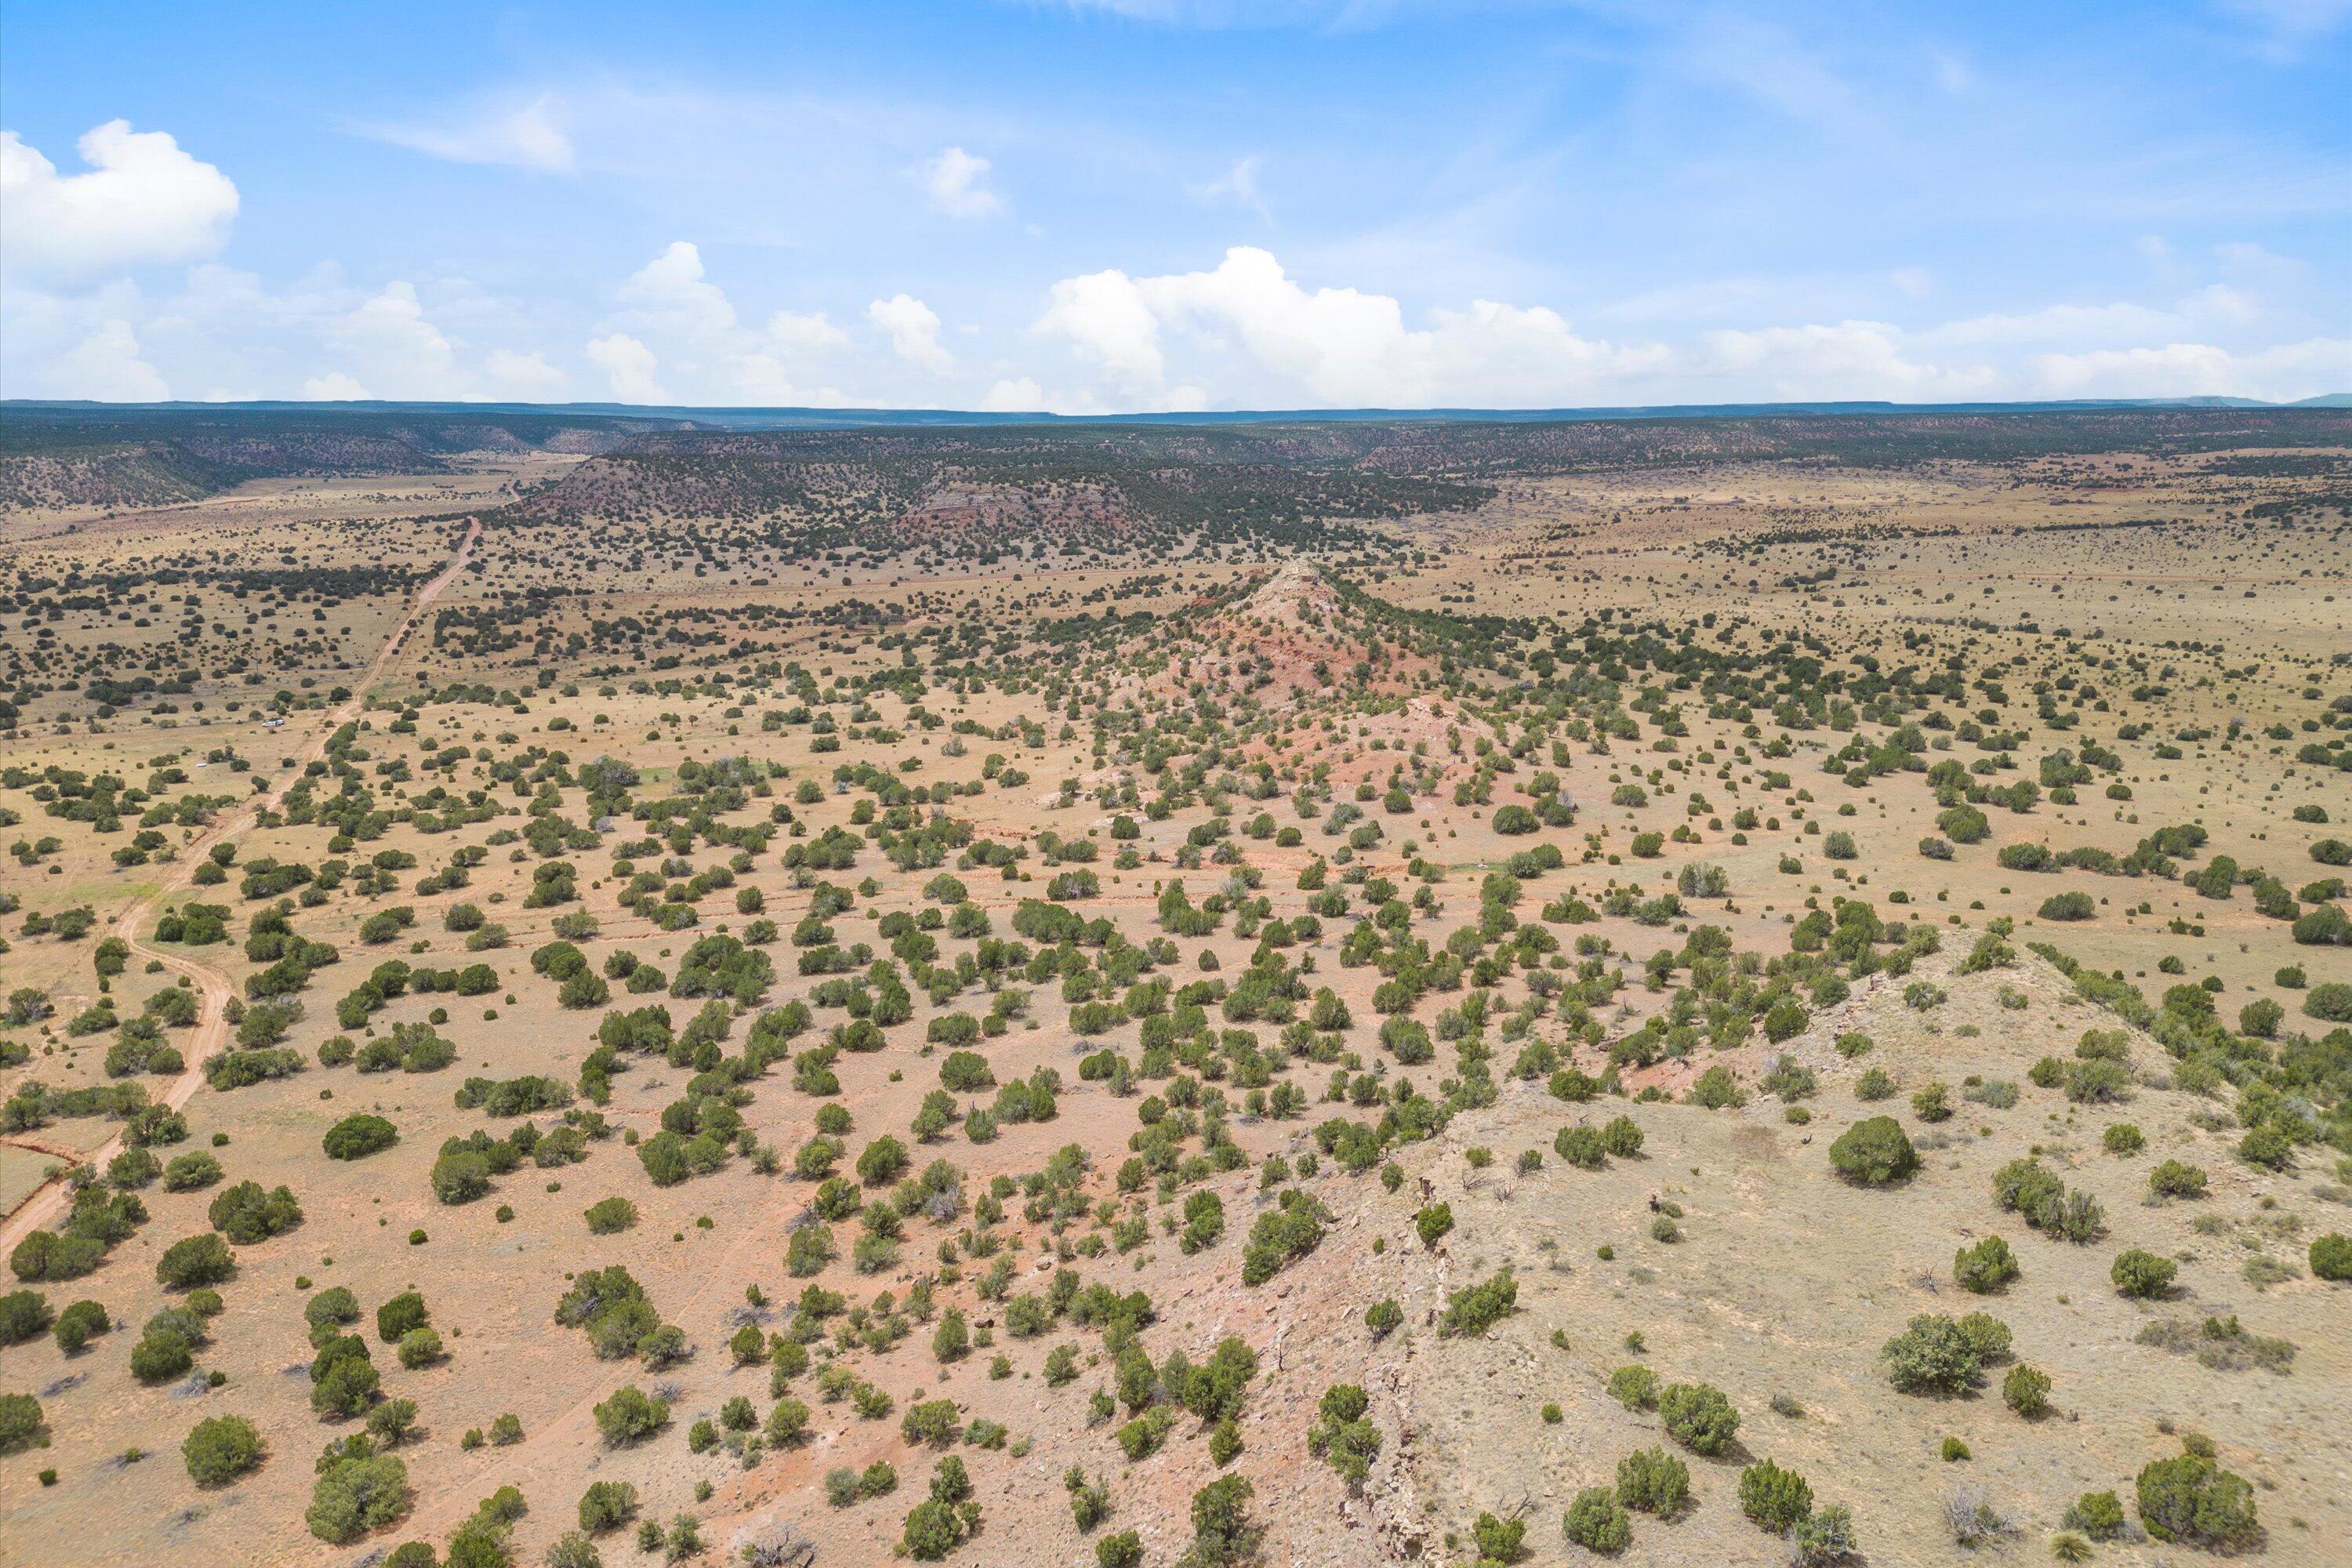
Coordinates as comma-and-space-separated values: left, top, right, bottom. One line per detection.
2, 0, 2346, 408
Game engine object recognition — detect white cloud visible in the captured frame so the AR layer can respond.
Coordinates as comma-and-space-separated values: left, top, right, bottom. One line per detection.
53, 318, 169, 400
303, 370, 371, 399
980, 376, 1050, 412
368, 93, 575, 173
586, 332, 666, 401
324, 281, 466, 398
869, 293, 955, 372
485, 349, 570, 398
590, 241, 849, 402
920, 147, 1001, 218
0, 121, 238, 282
618, 241, 738, 338
1920, 300, 2176, 350
1193, 154, 1270, 221
1033, 246, 1661, 407
2031, 336, 2352, 401
1036, 269, 1167, 394
1891, 267, 1935, 300
768, 308, 851, 354
1698, 319, 1996, 399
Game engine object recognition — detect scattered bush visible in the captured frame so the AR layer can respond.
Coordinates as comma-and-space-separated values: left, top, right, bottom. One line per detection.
2111, 1250, 2177, 1300
1563, 1486, 1631, 1553
2001, 1363, 2051, 1418
1953, 1236, 2018, 1294
1657, 1382, 1739, 1456
2136, 1454, 2259, 1549
1882, 1315, 1984, 1396
1614, 1446, 1688, 1516
183, 1414, 263, 1486
1828, 1116, 1918, 1186
1738, 1458, 1813, 1532
323, 1115, 398, 1160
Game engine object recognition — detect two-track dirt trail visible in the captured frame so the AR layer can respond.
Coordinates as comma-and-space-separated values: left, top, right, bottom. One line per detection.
0, 518, 482, 1251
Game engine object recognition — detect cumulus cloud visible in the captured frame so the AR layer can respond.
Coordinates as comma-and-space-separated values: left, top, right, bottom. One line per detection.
768, 308, 852, 355
591, 241, 847, 402
1697, 319, 1997, 400
1032, 246, 1662, 407
368, 93, 575, 173
1, 121, 238, 282
617, 241, 739, 339
920, 147, 1001, 218
1036, 269, 1168, 395
586, 332, 666, 401
485, 348, 570, 399
2030, 336, 2352, 401
302, 370, 371, 400
979, 376, 1050, 412
322, 281, 466, 398
53, 319, 169, 400
869, 293, 954, 373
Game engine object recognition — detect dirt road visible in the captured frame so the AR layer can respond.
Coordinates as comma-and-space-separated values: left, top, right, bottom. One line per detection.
0, 518, 482, 1251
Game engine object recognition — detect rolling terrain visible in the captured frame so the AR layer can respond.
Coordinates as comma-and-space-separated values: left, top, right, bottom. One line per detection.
0, 405, 2347, 1568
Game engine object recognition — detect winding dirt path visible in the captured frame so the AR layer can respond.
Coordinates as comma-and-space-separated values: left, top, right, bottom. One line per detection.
0, 518, 481, 1251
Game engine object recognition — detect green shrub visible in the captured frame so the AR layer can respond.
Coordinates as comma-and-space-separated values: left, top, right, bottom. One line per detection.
307, 1453, 411, 1543
1305, 1384, 1381, 1485
1436, 1270, 1517, 1337
0, 1393, 48, 1455
376, 1291, 428, 1343
1788, 1504, 1857, 1566
155, 1232, 234, 1289
1554, 1126, 1604, 1167
584, 1197, 638, 1235
2311, 1232, 2352, 1282
307, 1286, 361, 1328
1738, 1458, 1813, 1532
2136, 1454, 2258, 1548
1563, 1487, 1630, 1553
132, 1329, 194, 1383
2305, 981, 2352, 1022
1828, 1116, 1918, 1185
1606, 1364, 1659, 1410
1957, 1312, 2011, 1361
208, 1180, 302, 1244
2001, 1363, 2051, 1418
183, 1414, 263, 1486
1614, 1447, 1688, 1516
2063, 1490, 2125, 1540
1185, 1475, 1258, 1567
1882, 1314, 1982, 1395
1953, 1236, 2017, 1294
1470, 1512, 1525, 1563
593, 1385, 669, 1446
0, 1289, 51, 1346
2111, 1250, 2177, 1300
323, 1114, 398, 1160
53, 1298, 108, 1353
2237, 1123, 2293, 1170
1657, 1382, 1739, 1456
